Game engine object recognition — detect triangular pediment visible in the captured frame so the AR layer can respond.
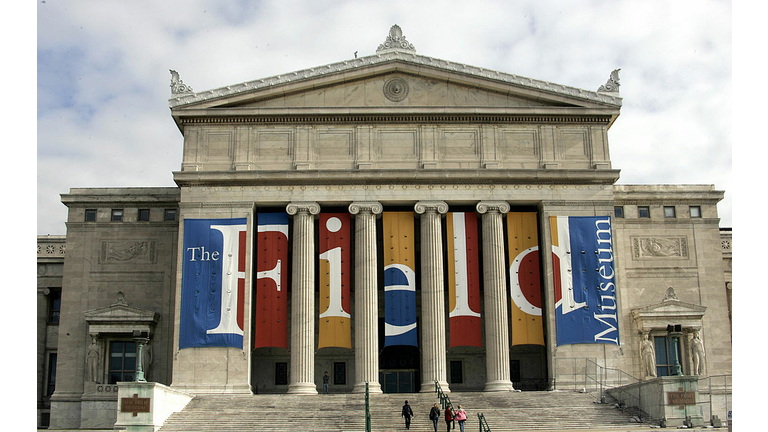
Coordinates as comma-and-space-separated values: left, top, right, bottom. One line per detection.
84, 301, 160, 337
169, 51, 621, 117
631, 299, 707, 333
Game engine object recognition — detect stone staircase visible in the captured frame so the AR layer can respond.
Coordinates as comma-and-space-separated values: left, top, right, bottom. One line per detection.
158, 390, 649, 432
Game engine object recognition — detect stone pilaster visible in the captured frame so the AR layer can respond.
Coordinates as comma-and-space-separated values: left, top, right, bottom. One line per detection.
477, 201, 515, 392
349, 202, 383, 394
286, 202, 320, 394
415, 201, 450, 392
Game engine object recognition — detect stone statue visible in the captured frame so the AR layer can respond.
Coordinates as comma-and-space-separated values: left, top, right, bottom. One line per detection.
142, 340, 154, 381
86, 337, 101, 383
641, 332, 657, 379
691, 331, 705, 375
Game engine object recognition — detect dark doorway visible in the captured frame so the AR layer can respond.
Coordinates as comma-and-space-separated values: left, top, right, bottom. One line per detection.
379, 345, 420, 393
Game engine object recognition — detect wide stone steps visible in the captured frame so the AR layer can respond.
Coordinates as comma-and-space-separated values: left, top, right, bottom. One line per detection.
158, 391, 649, 432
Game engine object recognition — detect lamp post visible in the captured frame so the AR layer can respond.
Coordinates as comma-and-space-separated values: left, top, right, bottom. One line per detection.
133, 330, 150, 382
666, 325, 683, 376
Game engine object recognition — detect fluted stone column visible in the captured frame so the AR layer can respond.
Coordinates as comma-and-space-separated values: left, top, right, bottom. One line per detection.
286, 202, 320, 394
477, 201, 515, 392
349, 202, 383, 394
415, 201, 451, 392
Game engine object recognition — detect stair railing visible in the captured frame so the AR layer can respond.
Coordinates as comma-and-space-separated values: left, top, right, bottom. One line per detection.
365, 382, 371, 432
434, 381, 455, 429
478, 412, 492, 432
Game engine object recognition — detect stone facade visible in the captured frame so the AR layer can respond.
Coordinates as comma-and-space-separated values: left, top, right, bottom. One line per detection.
39, 27, 732, 429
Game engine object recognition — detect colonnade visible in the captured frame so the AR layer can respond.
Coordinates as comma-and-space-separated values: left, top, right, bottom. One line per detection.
283, 200, 520, 394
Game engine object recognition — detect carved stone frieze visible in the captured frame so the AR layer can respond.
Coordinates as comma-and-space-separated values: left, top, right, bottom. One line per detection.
99, 240, 157, 264
632, 236, 688, 259
383, 77, 409, 102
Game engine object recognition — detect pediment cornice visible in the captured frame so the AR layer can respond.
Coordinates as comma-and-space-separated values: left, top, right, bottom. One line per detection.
631, 290, 707, 333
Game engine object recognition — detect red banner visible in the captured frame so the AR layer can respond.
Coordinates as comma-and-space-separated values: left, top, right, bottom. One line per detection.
446, 212, 482, 348
254, 213, 289, 349
318, 213, 352, 349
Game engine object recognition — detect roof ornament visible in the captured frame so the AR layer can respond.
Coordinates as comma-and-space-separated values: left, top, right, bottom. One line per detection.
597, 68, 620, 94
170, 69, 194, 95
377, 24, 416, 53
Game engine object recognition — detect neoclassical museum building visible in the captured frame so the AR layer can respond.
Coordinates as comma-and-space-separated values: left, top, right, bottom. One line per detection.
36, 26, 732, 429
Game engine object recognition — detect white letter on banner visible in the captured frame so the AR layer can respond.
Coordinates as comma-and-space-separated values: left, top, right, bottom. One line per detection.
383, 264, 416, 292
450, 214, 481, 318
553, 217, 586, 314
509, 246, 542, 316
207, 224, 246, 336
257, 260, 282, 291
593, 313, 619, 344
319, 247, 351, 318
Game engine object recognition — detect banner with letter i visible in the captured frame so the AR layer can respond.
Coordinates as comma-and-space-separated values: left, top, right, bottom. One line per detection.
382, 212, 418, 347
180, 218, 248, 349
550, 216, 620, 346
507, 212, 544, 346
446, 212, 482, 348
318, 213, 352, 349
254, 213, 289, 349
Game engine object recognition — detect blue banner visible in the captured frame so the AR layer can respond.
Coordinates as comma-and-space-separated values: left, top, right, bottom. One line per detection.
180, 218, 248, 349
383, 212, 418, 347
551, 216, 619, 346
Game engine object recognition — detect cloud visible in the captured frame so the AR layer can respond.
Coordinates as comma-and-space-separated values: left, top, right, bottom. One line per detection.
36, 0, 732, 234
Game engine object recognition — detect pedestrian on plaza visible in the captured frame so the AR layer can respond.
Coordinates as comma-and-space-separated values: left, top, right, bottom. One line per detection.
429, 403, 441, 432
444, 405, 454, 432
322, 371, 330, 394
402, 400, 414, 429
454, 405, 468, 432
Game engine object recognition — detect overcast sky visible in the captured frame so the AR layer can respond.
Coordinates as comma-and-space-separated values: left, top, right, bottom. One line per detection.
35, 0, 733, 235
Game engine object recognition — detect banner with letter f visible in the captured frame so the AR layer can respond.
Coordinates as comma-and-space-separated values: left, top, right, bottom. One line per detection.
551, 216, 620, 346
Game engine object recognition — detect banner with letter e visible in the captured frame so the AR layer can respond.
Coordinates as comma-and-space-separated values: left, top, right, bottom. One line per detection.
550, 216, 620, 346
180, 218, 248, 349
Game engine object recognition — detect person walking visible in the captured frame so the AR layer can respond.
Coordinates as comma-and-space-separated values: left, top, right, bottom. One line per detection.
322, 371, 330, 394
429, 403, 441, 432
402, 400, 414, 429
454, 405, 467, 432
444, 405, 454, 432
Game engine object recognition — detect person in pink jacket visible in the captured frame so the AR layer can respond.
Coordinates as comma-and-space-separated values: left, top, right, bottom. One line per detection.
453, 405, 467, 432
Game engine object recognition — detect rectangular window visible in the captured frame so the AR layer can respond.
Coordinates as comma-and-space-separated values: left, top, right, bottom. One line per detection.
48, 289, 61, 324
664, 206, 676, 218
450, 360, 463, 384
138, 209, 150, 221
614, 206, 624, 218
654, 336, 683, 377
46, 353, 57, 397
638, 206, 650, 218
690, 206, 701, 218
275, 362, 288, 385
510, 360, 521, 382
111, 209, 124, 222
333, 362, 346, 385
108, 341, 136, 384
164, 209, 177, 221
85, 209, 97, 222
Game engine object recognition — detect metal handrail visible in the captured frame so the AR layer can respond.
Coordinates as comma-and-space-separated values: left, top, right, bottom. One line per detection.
477, 412, 491, 432
435, 381, 456, 429
365, 382, 371, 432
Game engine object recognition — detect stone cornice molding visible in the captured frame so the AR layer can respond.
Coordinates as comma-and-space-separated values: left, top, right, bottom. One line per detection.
476, 201, 510, 214
168, 49, 622, 109
414, 201, 448, 215
348, 202, 383, 215
286, 202, 321, 216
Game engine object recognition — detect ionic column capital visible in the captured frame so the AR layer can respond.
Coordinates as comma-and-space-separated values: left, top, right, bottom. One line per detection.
286, 202, 320, 216
348, 201, 383, 215
476, 201, 510, 215
414, 201, 448, 215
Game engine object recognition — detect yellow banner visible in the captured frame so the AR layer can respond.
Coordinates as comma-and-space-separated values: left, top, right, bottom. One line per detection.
508, 212, 544, 346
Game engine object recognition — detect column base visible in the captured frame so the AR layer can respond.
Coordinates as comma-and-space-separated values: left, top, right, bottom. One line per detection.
352, 381, 382, 394
287, 382, 318, 395
484, 380, 515, 392
421, 380, 450, 393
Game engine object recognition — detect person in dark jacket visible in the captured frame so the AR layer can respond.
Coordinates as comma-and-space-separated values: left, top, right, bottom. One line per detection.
444, 405, 454, 431
429, 403, 441, 432
402, 400, 414, 429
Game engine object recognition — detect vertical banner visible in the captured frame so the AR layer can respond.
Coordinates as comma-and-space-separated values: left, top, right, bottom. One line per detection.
254, 213, 289, 349
318, 213, 352, 349
382, 212, 418, 347
446, 212, 482, 348
180, 218, 248, 349
551, 216, 619, 346
507, 212, 545, 346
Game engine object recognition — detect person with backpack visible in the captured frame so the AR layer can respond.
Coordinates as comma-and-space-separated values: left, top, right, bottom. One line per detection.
429, 403, 441, 432
454, 405, 468, 432
401, 400, 414, 430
